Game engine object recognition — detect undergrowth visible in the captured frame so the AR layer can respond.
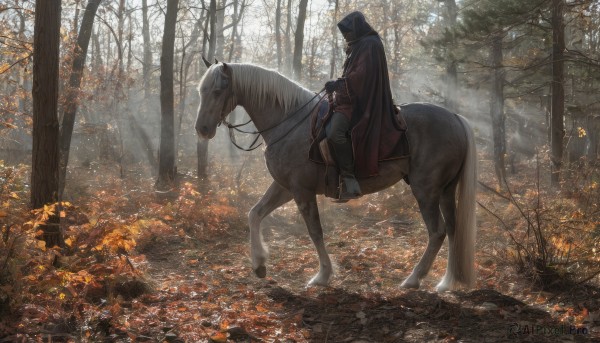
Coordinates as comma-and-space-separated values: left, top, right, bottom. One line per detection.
0, 162, 244, 341
479, 156, 600, 292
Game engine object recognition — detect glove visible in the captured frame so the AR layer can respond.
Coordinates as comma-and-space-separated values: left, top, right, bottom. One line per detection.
325, 80, 338, 94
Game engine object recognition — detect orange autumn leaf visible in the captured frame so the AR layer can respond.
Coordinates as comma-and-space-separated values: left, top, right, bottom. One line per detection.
256, 303, 269, 312
209, 331, 228, 343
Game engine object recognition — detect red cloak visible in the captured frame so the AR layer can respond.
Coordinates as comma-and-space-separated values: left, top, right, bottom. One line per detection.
331, 12, 407, 177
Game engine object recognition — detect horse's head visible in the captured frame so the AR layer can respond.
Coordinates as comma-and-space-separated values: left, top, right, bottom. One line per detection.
195, 58, 236, 139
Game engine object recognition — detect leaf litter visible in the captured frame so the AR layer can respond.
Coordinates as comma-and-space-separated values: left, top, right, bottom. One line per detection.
0, 155, 599, 342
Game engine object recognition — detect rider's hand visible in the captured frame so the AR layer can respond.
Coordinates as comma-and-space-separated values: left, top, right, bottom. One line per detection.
325, 80, 338, 94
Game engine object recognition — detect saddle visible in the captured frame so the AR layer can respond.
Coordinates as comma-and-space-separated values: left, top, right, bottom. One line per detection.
308, 98, 410, 200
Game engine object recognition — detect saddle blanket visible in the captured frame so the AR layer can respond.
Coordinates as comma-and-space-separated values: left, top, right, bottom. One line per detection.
308, 98, 410, 170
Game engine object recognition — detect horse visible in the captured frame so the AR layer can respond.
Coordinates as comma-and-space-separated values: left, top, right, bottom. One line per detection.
195, 61, 477, 291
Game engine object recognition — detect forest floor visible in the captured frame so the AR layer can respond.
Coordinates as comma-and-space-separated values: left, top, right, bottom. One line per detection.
1, 151, 599, 342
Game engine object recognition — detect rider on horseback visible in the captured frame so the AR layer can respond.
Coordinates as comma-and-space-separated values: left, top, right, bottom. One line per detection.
325, 11, 402, 200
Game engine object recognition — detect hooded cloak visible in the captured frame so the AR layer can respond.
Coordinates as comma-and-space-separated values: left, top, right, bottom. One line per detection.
330, 11, 407, 177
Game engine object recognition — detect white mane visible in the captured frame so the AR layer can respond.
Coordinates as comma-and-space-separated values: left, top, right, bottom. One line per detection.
202, 63, 314, 114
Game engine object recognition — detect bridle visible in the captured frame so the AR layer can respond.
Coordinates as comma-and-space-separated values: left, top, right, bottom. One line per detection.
217, 85, 326, 152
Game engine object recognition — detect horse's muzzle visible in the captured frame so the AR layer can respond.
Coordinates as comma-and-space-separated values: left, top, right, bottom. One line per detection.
196, 124, 216, 139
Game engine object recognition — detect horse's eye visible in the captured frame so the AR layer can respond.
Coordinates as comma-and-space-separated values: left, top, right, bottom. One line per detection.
213, 89, 222, 96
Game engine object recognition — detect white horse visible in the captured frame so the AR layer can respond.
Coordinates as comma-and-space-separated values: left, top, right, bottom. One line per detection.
195, 62, 477, 291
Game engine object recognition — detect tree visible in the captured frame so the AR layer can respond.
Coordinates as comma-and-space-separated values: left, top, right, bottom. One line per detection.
446, 0, 550, 185
489, 33, 506, 185
292, 0, 308, 80
59, 0, 102, 198
443, 0, 459, 113
142, 0, 153, 98
284, 0, 293, 74
227, 0, 246, 62
328, 0, 339, 79
31, 0, 62, 247
275, 0, 283, 70
215, 0, 227, 60
550, 0, 565, 186
207, 0, 217, 61
197, 0, 218, 182
156, 0, 179, 190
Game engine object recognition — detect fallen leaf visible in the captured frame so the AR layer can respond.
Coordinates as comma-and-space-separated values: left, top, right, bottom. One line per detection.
209, 331, 228, 343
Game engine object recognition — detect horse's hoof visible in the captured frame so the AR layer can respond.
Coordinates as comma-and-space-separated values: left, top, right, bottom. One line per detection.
400, 279, 420, 289
307, 274, 330, 287
307, 280, 327, 287
254, 265, 267, 278
436, 284, 450, 292
435, 278, 454, 292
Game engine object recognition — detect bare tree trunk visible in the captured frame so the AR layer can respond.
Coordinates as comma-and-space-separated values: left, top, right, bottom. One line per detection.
177, 15, 203, 154
106, 23, 112, 66
227, 0, 245, 62
31, 0, 62, 247
115, 0, 126, 178
275, 0, 282, 70
17, 4, 28, 113
284, 0, 292, 75
292, 0, 308, 80
129, 115, 158, 169
197, 0, 217, 182
329, 0, 339, 79
202, 2, 210, 56
444, 0, 459, 113
126, 9, 132, 73
215, 0, 226, 60
92, 27, 102, 68
490, 34, 506, 187
197, 136, 209, 180
207, 0, 217, 61
156, 0, 179, 190
551, 0, 565, 186
142, 0, 153, 98
59, 0, 102, 199
72, 0, 81, 36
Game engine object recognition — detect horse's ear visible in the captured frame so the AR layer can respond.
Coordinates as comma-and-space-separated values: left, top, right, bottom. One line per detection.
222, 62, 231, 76
202, 55, 211, 68
215, 58, 220, 64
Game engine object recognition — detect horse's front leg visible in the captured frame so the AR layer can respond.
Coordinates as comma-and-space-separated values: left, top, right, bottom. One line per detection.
249, 181, 293, 278
293, 190, 333, 286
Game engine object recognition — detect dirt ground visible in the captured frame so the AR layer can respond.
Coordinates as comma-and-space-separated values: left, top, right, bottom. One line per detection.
118, 153, 599, 342
130, 198, 598, 343
1, 151, 599, 342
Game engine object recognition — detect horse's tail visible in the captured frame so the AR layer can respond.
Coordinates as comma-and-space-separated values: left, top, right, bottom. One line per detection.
447, 115, 477, 289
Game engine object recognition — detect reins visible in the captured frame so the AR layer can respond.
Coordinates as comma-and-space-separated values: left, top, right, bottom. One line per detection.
223, 88, 326, 151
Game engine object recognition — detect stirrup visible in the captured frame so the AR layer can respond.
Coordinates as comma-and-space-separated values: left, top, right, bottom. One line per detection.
335, 176, 362, 201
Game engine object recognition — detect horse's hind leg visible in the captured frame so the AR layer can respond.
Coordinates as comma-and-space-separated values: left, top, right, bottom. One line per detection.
436, 183, 459, 291
401, 189, 445, 289
249, 181, 293, 278
293, 190, 332, 286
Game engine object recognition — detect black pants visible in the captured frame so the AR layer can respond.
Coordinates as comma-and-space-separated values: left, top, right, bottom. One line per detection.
326, 112, 351, 146
325, 112, 355, 177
